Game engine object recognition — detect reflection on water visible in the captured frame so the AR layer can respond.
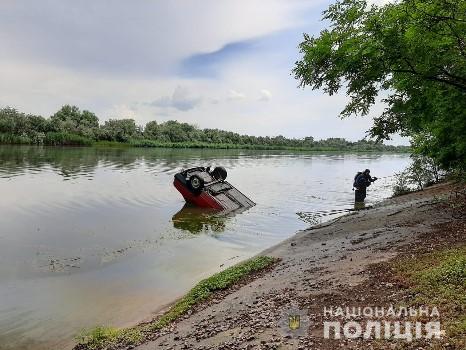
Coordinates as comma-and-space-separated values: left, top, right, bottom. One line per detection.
172, 205, 228, 234
0, 145, 410, 350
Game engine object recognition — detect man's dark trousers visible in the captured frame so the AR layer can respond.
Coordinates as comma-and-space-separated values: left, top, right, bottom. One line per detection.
355, 187, 367, 202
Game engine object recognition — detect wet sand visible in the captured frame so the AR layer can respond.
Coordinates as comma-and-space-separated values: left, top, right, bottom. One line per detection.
130, 182, 465, 350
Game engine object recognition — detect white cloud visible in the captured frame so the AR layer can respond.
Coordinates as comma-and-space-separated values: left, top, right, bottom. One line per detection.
258, 89, 272, 101
0, 0, 408, 144
104, 104, 138, 120
227, 90, 246, 101
150, 86, 202, 111
0, 0, 311, 77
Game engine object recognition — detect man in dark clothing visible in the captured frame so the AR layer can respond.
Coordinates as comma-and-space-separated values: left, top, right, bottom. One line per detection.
354, 169, 377, 203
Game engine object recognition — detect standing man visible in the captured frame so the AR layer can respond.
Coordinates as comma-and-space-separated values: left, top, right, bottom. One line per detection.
354, 169, 377, 203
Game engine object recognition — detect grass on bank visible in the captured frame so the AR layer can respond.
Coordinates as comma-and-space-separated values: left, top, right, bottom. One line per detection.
76, 256, 277, 350
394, 245, 466, 345
0, 132, 93, 146
0, 133, 411, 152
127, 138, 409, 152
76, 327, 142, 350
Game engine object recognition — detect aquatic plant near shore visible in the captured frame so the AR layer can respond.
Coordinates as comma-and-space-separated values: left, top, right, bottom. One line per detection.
0, 132, 93, 146
44, 132, 93, 146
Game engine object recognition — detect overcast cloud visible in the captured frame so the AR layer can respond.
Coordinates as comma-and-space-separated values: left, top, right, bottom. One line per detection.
0, 0, 407, 143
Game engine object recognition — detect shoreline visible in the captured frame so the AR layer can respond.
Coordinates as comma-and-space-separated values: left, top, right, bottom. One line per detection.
75, 181, 465, 350
0, 141, 410, 153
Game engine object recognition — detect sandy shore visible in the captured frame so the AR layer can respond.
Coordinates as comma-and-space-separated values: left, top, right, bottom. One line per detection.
126, 182, 464, 349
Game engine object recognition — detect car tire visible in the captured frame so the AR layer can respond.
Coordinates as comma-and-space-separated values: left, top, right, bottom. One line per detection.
211, 166, 227, 181
188, 175, 204, 194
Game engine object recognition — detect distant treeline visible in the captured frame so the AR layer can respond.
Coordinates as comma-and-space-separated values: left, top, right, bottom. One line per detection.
0, 105, 409, 152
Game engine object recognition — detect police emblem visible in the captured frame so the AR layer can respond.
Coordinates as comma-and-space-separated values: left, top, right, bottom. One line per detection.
288, 314, 301, 330
278, 305, 310, 337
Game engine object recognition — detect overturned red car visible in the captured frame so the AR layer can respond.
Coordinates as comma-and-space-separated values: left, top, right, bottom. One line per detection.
173, 166, 255, 211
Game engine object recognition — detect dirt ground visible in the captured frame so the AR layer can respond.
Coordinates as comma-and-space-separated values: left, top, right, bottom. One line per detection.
134, 182, 465, 350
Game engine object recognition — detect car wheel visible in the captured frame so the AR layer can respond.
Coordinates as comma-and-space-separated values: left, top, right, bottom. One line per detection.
188, 175, 204, 194
211, 166, 227, 180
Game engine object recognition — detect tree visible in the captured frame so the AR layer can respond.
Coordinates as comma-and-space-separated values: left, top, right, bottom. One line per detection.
293, 0, 466, 171
0, 107, 50, 137
100, 119, 138, 142
406, 155, 434, 190
0, 107, 26, 134
0, 104, 410, 150
26, 114, 50, 133
157, 120, 196, 142
51, 105, 99, 138
144, 121, 159, 140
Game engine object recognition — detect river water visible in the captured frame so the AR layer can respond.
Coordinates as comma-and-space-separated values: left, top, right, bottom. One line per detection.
0, 145, 410, 349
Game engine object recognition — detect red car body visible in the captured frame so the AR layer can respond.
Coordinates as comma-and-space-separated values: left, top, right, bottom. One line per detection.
173, 167, 255, 211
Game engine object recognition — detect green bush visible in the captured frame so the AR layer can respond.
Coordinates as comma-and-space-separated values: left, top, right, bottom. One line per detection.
44, 132, 93, 146
392, 171, 412, 196
0, 133, 31, 144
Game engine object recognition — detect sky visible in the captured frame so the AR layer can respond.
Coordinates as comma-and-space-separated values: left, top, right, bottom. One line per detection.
0, 0, 405, 143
